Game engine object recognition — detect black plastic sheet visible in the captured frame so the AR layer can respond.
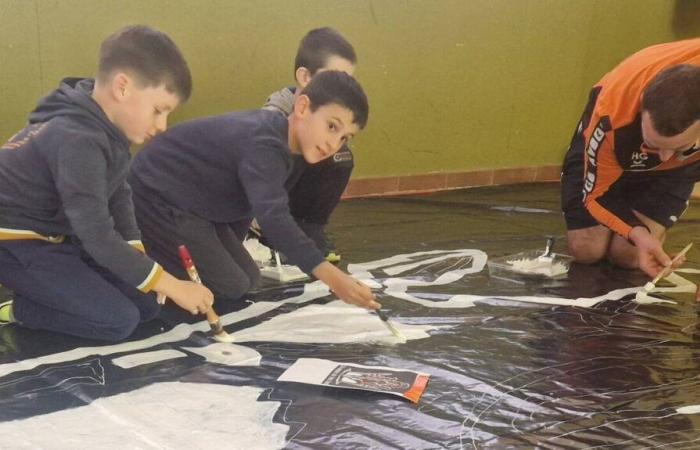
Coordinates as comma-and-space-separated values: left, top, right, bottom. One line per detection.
2, 183, 700, 448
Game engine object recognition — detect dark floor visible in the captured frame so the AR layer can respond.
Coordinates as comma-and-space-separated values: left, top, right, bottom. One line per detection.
3, 182, 700, 448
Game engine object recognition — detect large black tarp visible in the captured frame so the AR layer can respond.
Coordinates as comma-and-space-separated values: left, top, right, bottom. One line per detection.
2, 183, 700, 448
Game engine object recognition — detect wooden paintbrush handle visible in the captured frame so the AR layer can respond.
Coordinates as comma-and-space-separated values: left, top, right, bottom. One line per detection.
178, 245, 219, 324
651, 242, 693, 284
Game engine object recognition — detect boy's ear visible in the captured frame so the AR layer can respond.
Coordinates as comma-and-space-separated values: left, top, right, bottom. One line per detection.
110, 72, 131, 102
295, 67, 313, 89
293, 94, 311, 118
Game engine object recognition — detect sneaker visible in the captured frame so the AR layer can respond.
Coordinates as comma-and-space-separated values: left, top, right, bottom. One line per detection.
0, 300, 14, 325
318, 231, 341, 264
325, 251, 341, 264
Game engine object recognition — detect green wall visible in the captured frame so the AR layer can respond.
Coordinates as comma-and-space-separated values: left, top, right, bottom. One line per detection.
1, 0, 698, 178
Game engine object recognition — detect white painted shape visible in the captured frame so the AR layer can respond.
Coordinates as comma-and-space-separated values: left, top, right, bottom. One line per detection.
677, 405, 700, 414
112, 349, 187, 369
634, 291, 675, 305
506, 258, 568, 277
0, 382, 287, 449
233, 301, 434, 344
1, 248, 694, 380
348, 249, 480, 273
182, 343, 261, 366
0, 301, 279, 379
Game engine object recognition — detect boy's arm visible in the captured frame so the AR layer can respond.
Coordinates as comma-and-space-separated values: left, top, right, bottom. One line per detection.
109, 181, 145, 251
238, 140, 325, 274
312, 261, 380, 309
52, 137, 161, 291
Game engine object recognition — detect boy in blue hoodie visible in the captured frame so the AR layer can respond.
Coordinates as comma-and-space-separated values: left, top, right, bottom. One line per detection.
0, 25, 213, 342
129, 71, 379, 310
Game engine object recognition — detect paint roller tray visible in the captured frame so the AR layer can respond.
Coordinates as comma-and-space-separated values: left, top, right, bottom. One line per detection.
488, 250, 573, 279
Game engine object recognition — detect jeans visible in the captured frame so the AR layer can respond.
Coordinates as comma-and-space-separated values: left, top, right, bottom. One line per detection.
0, 239, 160, 342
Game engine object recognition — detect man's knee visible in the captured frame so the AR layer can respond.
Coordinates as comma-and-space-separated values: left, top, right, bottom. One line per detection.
567, 229, 609, 264
607, 235, 638, 269
568, 240, 606, 264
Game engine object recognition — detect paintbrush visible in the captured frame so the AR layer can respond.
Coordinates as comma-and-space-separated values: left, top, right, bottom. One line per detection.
178, 245, 235, 343
640, 242, 693, 294
375, 308, 407, 342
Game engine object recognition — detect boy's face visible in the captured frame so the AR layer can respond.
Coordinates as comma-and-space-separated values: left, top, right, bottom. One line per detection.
293, 96, 360, 164
111, 76, 180, 144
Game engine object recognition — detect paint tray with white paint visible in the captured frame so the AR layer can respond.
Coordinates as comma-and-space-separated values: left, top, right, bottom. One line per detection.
488, 250, 573, 278
260, 263, 309, 282
278, 358, 430, 403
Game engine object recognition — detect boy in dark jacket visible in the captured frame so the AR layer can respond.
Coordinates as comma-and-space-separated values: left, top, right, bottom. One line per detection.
0, 25, 213, 342
258, 27, 357, 263
129, 71, 379, 310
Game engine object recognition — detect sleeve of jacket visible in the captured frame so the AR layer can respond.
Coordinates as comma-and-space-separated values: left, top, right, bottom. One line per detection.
52, 135, 162, 291
109, 181, 146, 252
582, 114, 646, 239
237, 134, 325, 274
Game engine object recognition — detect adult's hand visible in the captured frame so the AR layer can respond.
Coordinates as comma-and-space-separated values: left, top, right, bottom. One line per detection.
628, 226, 671, 278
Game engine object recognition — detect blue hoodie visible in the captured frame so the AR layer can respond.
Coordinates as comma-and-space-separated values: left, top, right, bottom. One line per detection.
0, 78, 162, 292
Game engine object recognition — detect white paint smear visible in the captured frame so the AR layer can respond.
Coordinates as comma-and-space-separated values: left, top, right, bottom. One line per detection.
0, 382, 288, 449
112, 349, 187, 369
506, 258, 568, 277
677, 405, 700, 414
233, 301, 434, 344
182, 343, 261, 366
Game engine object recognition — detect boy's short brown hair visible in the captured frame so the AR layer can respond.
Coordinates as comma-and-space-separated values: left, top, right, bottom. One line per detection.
97, 25, 192, 101
302, 70, 369, 129
294, 27, 356, 77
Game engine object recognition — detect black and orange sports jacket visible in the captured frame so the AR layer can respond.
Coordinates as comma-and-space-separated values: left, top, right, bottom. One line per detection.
581, 38, 700, 239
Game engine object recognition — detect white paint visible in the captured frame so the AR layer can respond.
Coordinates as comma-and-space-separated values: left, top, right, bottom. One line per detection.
633, 272, 696, 304
0, 382, 288, 449
0, 248, 694, 381
212, 330, 236, 343
112, 349, 187, 369
506, 258, 568, 277
633, 290, 675, 305
182, 343, 261, 366
677, 405, 700, 414
233, 301, 434, 344
243, 237, 272, 263
260, 264, 308, 282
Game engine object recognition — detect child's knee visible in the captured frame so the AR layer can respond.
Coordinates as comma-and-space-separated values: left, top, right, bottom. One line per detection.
212, 275, 254, 302
247, 266, 261, 289
102, 307, 140, 342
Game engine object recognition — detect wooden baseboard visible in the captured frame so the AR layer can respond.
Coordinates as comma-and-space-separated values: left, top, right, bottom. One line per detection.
342, 165, 562, 199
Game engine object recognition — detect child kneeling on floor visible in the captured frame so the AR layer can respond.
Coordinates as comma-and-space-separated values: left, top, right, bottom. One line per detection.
0, 25, 213, 341
129, 70, 380, 311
